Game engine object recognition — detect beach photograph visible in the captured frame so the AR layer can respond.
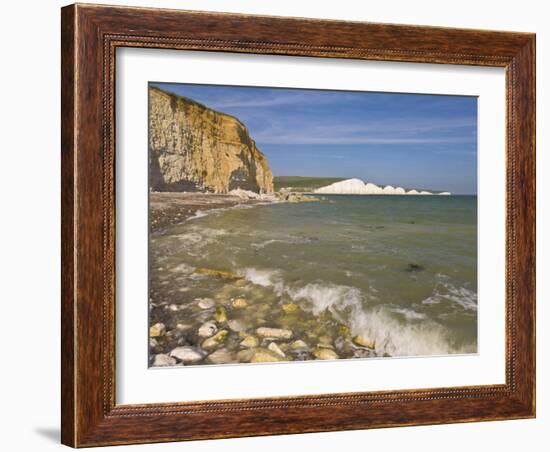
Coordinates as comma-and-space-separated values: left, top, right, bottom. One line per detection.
148, 82, 478, 367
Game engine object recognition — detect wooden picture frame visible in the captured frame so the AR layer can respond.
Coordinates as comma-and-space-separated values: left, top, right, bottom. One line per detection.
61, 3, 535, 447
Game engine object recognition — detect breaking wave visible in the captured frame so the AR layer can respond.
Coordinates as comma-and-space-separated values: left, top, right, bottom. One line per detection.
421, 274, 477, 312
240, 267, 474, 357
240, 267, 282, 289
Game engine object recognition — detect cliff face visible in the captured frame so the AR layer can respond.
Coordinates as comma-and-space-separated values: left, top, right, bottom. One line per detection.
149, 86, 274, 194
314, 178, 449, 195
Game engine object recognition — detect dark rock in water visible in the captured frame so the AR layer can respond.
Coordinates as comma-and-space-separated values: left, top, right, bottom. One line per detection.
149, 338, 163, 354
353, 348, 376, 359
292, 350, 311, 361
405, 263, 425, 272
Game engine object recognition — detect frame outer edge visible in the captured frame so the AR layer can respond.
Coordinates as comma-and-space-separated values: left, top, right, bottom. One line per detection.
60, 3, 536, 446
61, 3, 77, 448
514, 35, 536, 416
531, 35, 536, 417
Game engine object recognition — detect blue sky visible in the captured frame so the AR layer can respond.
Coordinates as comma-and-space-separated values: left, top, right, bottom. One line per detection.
152, 82, 477, 194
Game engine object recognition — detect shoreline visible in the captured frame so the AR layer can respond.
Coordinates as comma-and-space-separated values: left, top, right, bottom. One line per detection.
150, 192, 267, 235
149, 191, 466, 235
150, 191, 319, 234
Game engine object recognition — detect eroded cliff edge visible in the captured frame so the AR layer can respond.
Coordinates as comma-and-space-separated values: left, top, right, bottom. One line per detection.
149, 86, 274, 194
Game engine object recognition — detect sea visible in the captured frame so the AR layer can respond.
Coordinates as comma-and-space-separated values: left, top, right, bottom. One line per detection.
150, 195, 478, 360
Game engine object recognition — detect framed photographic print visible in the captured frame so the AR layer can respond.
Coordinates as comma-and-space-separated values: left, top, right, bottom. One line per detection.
61, 3, 536, 447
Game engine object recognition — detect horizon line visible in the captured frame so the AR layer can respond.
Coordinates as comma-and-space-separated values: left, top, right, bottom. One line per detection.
273, 175, 475, 195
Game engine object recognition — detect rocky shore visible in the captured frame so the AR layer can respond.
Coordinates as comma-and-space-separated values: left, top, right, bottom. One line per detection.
147, 190, 382, 367
150, 190, 320, 234
149, 266, 381, 367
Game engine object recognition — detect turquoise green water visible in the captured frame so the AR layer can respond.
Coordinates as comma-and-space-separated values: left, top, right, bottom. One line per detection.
150, 195, 477, 363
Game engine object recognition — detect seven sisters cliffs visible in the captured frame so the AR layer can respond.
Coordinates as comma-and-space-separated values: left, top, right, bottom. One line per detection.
148, 85, 477, 368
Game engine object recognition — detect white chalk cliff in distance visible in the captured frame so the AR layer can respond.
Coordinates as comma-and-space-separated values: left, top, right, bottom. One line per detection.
314, 178, 451, 195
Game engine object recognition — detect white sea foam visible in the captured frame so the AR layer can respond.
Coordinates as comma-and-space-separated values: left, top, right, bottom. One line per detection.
284, 281, 459, 356
239, 268, 472, 356
350, 308, 466, 356
390, 308, 428, 320
195, 226, 228, 238
293, 282, 468, 356
251, 239, 286, 249
251, 235, 317, 249
241, 268, 281, 289
421, 275, 478, 312
443, 285, 478, 311
188, 210, 208, 220
172, 227, 229, 257
169, 263, 195, 274
177, 227, 227, 242
287, 283, 363, 317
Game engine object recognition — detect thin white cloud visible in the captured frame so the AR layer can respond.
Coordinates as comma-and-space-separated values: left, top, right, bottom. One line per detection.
164, 84, 476, 147
212, 93, 309, 109
200, 91, 360, 110
253, 118, 476, 145
256, 136, 472, 145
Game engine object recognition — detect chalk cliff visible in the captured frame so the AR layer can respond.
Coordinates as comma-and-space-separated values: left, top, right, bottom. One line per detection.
149, 86, 274, 194
314, 178, 450, 195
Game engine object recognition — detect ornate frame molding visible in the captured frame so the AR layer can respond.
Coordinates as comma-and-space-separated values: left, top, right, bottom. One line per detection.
61, 4, 535, 447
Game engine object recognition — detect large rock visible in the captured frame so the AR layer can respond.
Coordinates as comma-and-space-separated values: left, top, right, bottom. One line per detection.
198, 321, 217, 338
149, 323, 166, 337
214, 306, 228, 323
240, 335, 259, 348
195, 267, 243, 280
202, 330, 228, 350
281, 303, 299, 314
231, 298, 248, 309
152, 354, 177, 367
206, 348, 234, 364
268, 342, 286, 358
250, 348, 284, 363
149, 86, 274, 194
237, 348, 255, 362
352, 335, 376, 349
256, 327, 293, 340
313, 348, 339, 360
227, 319, 247, 332
169, 346, 205, 364
290, 339, 308, 350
